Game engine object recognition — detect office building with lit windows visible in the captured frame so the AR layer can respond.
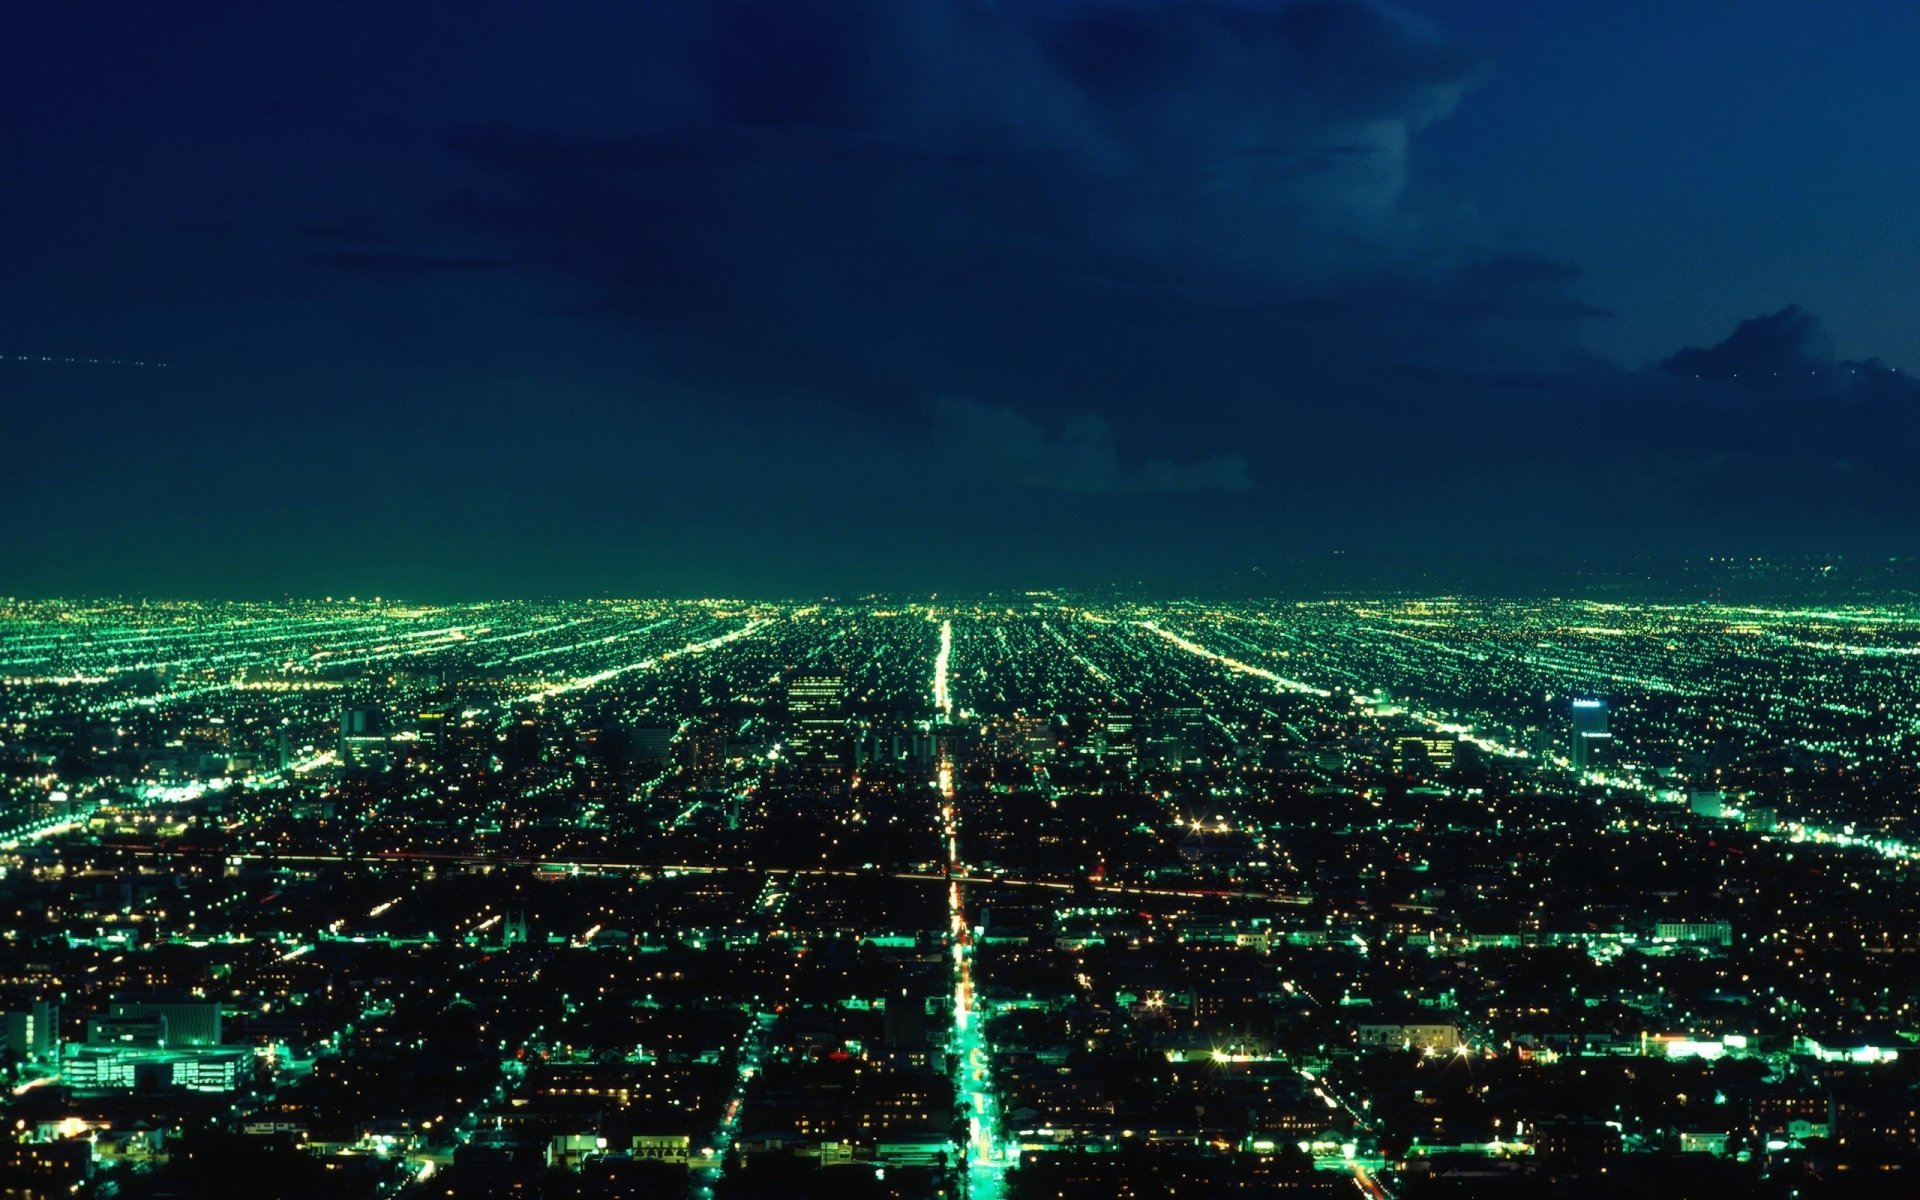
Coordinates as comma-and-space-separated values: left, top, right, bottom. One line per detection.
786, 673, 848, 769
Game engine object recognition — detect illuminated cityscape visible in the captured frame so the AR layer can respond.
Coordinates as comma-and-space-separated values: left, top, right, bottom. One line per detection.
0, 592, 1918, 1196
14, 1, 1920, 1197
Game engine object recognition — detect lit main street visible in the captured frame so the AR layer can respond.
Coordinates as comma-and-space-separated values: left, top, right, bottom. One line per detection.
937, 619, 1012, 1199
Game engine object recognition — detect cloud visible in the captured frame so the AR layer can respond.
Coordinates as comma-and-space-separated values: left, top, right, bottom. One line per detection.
17, 0, 1920, 592
934, 398, 1119, 492
417, 3, 1914, 557
438, 1, 1510, 426
1661, 305, 1912, 399
296, 219, 396, 246
933, 398, 1253, 493
306, 250, 510, 273
1663, 305, 1829, 381
1142, 454, 1254, 492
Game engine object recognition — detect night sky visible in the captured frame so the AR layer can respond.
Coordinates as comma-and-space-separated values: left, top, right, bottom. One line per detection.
6, 1, 1920, 598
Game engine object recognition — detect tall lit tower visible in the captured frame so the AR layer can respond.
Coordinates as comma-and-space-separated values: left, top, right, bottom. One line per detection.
786, 674, 848, 770
1570, 698, 1611, 772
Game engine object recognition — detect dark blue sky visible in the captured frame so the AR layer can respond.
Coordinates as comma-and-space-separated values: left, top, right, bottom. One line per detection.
5, 1, 1918, 598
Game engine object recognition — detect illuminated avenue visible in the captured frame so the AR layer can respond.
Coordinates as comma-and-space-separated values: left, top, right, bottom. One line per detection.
3, 593, 1920, 1197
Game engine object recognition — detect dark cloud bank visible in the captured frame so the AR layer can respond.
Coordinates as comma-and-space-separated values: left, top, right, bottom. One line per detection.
5, 0, 1918, 595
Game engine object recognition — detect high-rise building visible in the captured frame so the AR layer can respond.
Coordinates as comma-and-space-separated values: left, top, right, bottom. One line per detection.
1395, 734, 1456, 774
1, 1001, 59, 1064
786, 674, 848, 770
855, 728, 928, 771
414, 699, 452, 754
1570, 698, 1612, 772
338, 705, 389, 769
630, 725, 676, 767
684, 727, 729, 788
339, 705, 377, 747
1097, 709, 1136, 765
108, 997, 222, 1047
1145, 706, 1207, 771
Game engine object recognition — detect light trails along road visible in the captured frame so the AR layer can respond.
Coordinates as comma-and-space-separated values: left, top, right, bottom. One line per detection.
524, 618, 767, 703
934, 617, 953, 718
1136, 620, 1330, 697
936, 621, 1014, 1199
125, 846, 1309, 906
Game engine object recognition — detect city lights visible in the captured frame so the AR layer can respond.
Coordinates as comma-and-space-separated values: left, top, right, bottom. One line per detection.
3, 591, 1920, 1196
